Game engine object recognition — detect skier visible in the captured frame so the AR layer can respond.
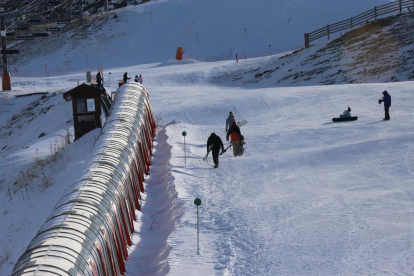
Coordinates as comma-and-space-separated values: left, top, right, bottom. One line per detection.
340, 107, 352, 118
226, 121, 242, 156
379, 90, 391, 120
123, 72, 131, 83
138, 74, 143, 84
225, 111, 235, 132
134, 75, 139, 82
96, 71, 104, 90
207, 133, 224, 168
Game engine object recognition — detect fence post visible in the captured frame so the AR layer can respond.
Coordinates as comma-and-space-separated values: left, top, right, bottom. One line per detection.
327, 25, 330, 40
350, 17, 353, 29
304, 33, 309, 48
399, 0, 402, 14
374, 7, 377, 20
236, 54, 238, 63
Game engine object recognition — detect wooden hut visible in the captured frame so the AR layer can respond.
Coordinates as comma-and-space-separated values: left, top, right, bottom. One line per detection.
63, 84, 111, 140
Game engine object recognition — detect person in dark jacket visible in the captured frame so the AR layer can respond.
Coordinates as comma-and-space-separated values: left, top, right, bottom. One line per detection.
379, 90, 391, 120
207, 133, 224, 168
96, 71, 104, 90
226, 121, 241, 156
123, 72, 131, 83
226, 111, 235, 132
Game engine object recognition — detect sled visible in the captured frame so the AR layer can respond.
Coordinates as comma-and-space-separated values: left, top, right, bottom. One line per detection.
332, 116, 358, 122
237, 120, 247, 128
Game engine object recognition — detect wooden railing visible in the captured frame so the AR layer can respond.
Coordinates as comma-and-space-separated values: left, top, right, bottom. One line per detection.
304, 0, 414, 47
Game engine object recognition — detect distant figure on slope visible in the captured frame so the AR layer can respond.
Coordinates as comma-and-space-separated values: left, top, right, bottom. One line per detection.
123, 72, 131, 83
139, 74, 143, 84
379, 90, 391, 120
340, 107, 352, 118
96, 71, 104, 90
207, 133, 224, 168
226, 111, 235, 132
226, 121, 242, 156
134, 75, 139, 82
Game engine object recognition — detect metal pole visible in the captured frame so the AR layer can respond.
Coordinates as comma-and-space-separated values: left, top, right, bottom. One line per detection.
1, 17, 8, 75
194, 197, 202, 255
182, 131, 187, 165
1, 15, 11, 91
399, 0, 402, 14
104, 0, 108, 12
197, 205, 199, 254
79, 0, 84, 21
304, 33, 309, 48
374, 7, 377, 21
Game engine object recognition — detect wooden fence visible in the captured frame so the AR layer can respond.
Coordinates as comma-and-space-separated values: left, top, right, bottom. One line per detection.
304, 0, 414, 47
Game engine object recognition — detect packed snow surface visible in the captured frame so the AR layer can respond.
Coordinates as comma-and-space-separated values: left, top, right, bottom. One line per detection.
2, 0, 414, 275
3, 59, 414, 275
10, 0, 391, 73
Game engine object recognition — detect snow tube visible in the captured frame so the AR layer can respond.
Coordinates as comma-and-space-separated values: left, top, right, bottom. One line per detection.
332, 116, 358, 122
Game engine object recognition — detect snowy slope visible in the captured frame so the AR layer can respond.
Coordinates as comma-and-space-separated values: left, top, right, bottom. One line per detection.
4, 61, 414, 275
155, 80, 414, 275
7, 0, 392, 74
214, 13, 414, 87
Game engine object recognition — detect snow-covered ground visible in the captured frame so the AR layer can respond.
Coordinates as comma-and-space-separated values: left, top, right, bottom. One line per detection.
3, 0, 414, 275
9, 0, 392, 74
158, 80, 414, 276
3, 59, 414, 275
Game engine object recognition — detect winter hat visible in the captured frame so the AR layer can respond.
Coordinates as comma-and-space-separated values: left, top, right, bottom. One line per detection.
211, 133, 216, 136
383, 90, 387, 94
348, 107, 351, 112
232, 121, 237, 125
229, 111, 233, 115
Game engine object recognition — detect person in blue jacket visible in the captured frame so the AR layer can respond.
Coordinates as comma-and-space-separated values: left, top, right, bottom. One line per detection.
340, 107, 351, 118
379, 91, 391, 120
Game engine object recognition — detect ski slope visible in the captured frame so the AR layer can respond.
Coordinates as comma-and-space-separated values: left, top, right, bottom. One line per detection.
139, 64, 414, 275
10, 0, 391, 73
3, 59, 414, 275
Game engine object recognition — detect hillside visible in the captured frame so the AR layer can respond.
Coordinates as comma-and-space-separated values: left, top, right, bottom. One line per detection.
4, 0, 392, 74
212, 13, 414, 87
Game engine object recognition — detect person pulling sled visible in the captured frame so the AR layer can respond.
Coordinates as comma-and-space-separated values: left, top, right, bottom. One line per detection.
226, 121, 242, 156
207, 133, 224, 168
